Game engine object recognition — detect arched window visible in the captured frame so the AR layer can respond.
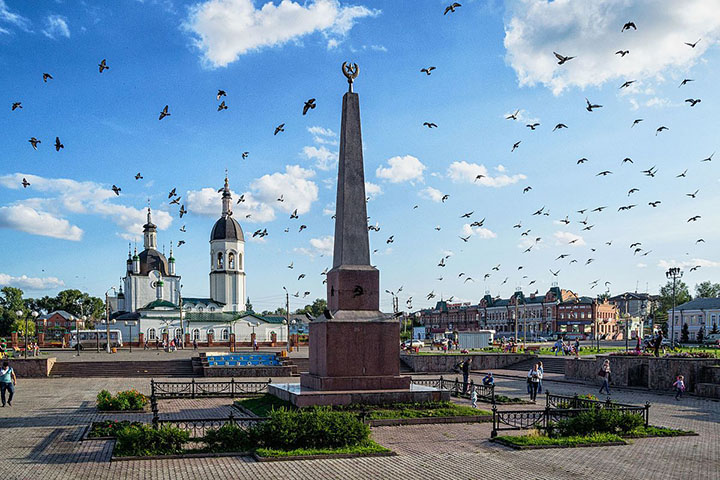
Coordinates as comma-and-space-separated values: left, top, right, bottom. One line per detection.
175, 328, 182, 339
198, 306, 204, 313
210, 307, 216, 312
208, 328, 215, 339
217, 252, 224, 269
192, 329, 200, 340
222, 328, 229, 340
228, 252, 235, 269
148, 328, 156, 340
238, 253, 243, 270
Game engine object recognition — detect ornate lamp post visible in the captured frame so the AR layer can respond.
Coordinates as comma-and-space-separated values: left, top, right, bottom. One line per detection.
665, 267, 683, 347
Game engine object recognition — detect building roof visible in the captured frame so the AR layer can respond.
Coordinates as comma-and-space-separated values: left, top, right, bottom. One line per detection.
138, 248, 169, 275
211, 216, 244, 241
609, 292, 653, 301
183, 297, 225, 307
38, 310, 78, 321
674, 298, 720, 311
141, 299, 177, 310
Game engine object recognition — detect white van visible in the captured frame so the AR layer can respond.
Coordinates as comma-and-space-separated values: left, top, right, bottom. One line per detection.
70, 330, 123, 350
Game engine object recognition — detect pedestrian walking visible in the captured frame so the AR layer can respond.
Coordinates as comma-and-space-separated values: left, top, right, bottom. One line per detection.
527, 364, 541, 401
654, 332, 663, 357
537, 361, 544, 394
193, 338, 198, 350
470, 385, 478, 409
1, 361, 16, 407
598, 359, 611, 395
574, 339, 580, 357
673, 375, 685, 400
462, 357, 472, 394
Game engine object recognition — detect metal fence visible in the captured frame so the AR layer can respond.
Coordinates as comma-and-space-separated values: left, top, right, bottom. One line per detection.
545, 391, 641, 410
410, 376, 495, 404
150, 379, 271, 399
155, 412, 268, 439
491, 403, 650, 438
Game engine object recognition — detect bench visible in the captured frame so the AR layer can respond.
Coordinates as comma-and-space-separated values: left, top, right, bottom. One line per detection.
524, 345, 541, 353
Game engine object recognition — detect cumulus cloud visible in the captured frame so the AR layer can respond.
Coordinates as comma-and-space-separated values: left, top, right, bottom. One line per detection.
0, 173, 172, 240
419, 186, 445, 203
0, 273, 65, 290
504, 0, 720, 95
376, 155, 426, 184
0, 205, 83, 241
658, 258, 720, 269
184, 0, 379, 67
0, 0, 30, 34
42, 14, 70, 39
303, 145, 337, 171
186, 188, 275, 222
554, 231, 586, 246
447, 161, 526, 187
365, 182, 382, 200
323, 202, 335, 216
252, 165, 318, 214
307, 126, 338, 146
462, 224, 497, 239
296, 235, 334, 257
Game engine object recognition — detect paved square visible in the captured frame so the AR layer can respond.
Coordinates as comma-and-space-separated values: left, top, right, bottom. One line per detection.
0, 373, 718, 480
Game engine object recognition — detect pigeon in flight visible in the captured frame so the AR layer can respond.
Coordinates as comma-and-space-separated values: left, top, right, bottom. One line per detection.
135, 173, 143, 180
159, 105, 170, 120
420, 66, 436, 75
585, 98, 602, 112
656, 126, 669, 136
217, 101, 228, 111
423, 122, 438, 128
54, 137, 64, 151
615, 50, 630, 57
98, 59, 109, 73
242, 152, 249, 159
111, 185, 121, 196
302, 98, 316, 115
441, 194, 449, 202
22, 178, 30, 188
685, 39, 701, 48
621, 21, 637, 31
290, 209, 298, 219
577, 158, 588, 164
679, 79, 694, 87
168, 188, 176, 198
179, 205, 187, 218
217, 90, 226, 100
42, 73, 53, 82
685, 98, 701, 107
11, 102, 21, 111
512, 141, 521, 152
553, 52, 575, 65
28, 137, 41, 150
526, 123, 540, 130
236, 194, 245, 204
444, 3, 461, 15
179, 225, 186, 232
506, 110, 519, 120
553, 123, 568, 131
274, 124, 285, 135
688, 216, 701, 222
620, 80, 635, 89
631, 119, 643, 128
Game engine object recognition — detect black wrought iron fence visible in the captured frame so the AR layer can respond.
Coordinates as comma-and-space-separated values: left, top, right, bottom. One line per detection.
151, 378, 271, 399
156, 412, 268, 439
545, 391, 640, 410
410, 376, 495, 403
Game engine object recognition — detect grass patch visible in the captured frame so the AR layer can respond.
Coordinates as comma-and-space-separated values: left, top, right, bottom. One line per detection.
626, 425, 696, 437
496, 432, 625, 448
493, 394, 529, 404
235, 395, 295, 416
89, 420, 143, 438
255, 440, 390, 458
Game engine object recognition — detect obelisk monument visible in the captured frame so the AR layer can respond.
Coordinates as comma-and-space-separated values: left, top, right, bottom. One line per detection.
300, 63, 411, 392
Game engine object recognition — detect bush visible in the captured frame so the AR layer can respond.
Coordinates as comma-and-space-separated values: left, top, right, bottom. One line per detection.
251, 408, 370, 450
89, 420, 143, 438
203, 423, 252, 453
96, 389, 148, 411
114, 424, 189, 457
552, 408, 644, 437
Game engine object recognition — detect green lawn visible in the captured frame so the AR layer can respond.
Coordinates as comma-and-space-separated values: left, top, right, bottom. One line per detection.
495, 432, 625, 448
255, 440, 391, 458
236, 395, 491, 419
626, 425, 696, 437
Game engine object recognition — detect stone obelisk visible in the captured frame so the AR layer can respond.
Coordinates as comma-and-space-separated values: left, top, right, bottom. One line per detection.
300, 63, 411, 392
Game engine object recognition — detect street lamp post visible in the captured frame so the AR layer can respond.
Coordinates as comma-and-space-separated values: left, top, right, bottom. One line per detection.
104, 287, 117, 353
623, 293, 630, 352
666, 267, 683, 347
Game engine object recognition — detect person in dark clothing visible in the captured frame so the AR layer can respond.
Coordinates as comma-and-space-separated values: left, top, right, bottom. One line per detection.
462, 358, 472, 394
654, 332, 663, 357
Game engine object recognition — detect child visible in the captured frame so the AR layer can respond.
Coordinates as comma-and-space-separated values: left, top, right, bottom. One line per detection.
470, 386, 478, 409
673, 375, 685, 400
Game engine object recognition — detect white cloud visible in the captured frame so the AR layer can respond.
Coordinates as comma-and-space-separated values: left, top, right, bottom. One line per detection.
658, 258, 720, 269
0, 273, 65, 290
365, 182, 382, 200
419, 186, 445, 203
184, 0, 379, 67
554, 231, 586, 246
42, 14, 70, 39
376, 155, 426, 184
323, 203, 335, 216
636, 263, 648, 268
462, 224, 497, 239
504, 0, 720, 94
447, 161, 526, 187
0, 205, 83, 241
252, 165, 318, 214
186, 188, 275, 223
0, 173, 172, 240
308, 126, 338, 145
302, 145, 337, 171
644, 96, 673, 108
0, 0, 31, 34
296, 235, 334, 257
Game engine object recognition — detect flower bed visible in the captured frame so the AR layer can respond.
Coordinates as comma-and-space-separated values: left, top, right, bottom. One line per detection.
88, 420, 144, 438
97, 389, 148, 411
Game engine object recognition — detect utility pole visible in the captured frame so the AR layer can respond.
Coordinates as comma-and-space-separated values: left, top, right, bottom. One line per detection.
514, 292, 519, 343
624, 293, 630, 352
286, 289, 290, 351
666, 267, 683, 347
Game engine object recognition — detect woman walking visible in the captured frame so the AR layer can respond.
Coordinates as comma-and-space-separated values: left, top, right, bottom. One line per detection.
599, 359, 611, 395
1, 361, 16, 407
527, 363, 541, 401
537, 361, 544, 394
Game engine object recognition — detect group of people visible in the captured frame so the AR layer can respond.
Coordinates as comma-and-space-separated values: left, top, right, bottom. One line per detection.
143, 336, 188, 352
552, 338, 581, 357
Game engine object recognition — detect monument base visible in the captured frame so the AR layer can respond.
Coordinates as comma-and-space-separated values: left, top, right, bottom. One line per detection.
269, 382, 450, 408
300, 373, 410, 391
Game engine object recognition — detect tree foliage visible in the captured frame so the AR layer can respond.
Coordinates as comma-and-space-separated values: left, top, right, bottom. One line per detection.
694, 281, 720, 299
659, 280, 691, 312
294, 298, 327, 317
681, 323, 690, 343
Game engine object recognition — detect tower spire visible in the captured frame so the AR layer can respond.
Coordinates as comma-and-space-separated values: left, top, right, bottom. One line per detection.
221, 173, 232, 217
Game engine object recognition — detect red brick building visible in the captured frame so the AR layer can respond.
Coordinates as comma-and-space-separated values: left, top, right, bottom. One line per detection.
556, 296, 620, 339
35, 311, 83, 332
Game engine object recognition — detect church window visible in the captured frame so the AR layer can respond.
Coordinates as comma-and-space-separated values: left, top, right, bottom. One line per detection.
217, 252, 224, 269
148, 328, 156, 341
192, 329, 200, 340
210, 307, 216, 312
198, 306, 204, 313
238, 253, 243, 270
175, 328, 182, 339
208, 328, 215, 338
228, 252, 235, 269
222, 329, 229, 340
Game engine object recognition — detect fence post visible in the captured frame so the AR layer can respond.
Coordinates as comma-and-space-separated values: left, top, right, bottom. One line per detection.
453, 377, 459, 396
191, 378, 196, 399
644, 402, 650, 427
545, 390, 550, 406
439, 375, 444, 390
573, 393, 579, 409
491, 405, 498, 438
491, 384, 496, 405
228, 411, 235, 425
544, 403, 551, 431
151, 394, 159, 430
231, 378, 235, 399
150, 379, 155, 398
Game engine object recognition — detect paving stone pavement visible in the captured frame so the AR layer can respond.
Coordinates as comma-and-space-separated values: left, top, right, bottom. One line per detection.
0, 374, 718, 480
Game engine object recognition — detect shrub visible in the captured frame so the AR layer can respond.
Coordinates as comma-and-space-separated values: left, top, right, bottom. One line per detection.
96, 389, 148, 411
89, 420, 143, 438
552, 408, 644, 437
114, 424, 189, 457
203, 423, 252, 453
250, 408, 370, 450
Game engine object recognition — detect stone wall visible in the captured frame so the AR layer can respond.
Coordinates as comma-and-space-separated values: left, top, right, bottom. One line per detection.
202, 365, 296, 377
4, 357, 55, 378
565, 355, 719, 393
400, 353, 535, 373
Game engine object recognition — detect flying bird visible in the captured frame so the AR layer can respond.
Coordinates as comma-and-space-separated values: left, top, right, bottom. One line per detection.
627, 188, 639, 196
170, 197, 181, 205
216, 90, 226, 100
217, 101, 228, 111
177, 240, 185, 247
159, 105, 170, 120
511, 141, 521, 152
236, 194, 245, 204
111, 185, 121, 196
274, 124, 285, 135
550, 269, 560, 277
618, 205, 636, 211
28, 137, 41, 150
577, 157, 588, 164
687, 216, 701, 222
702, 152, 714, 162
420, 66, 436, 75
135, 173, 143, 180
11, 102, 22, 111
386, 236, 394, 244
460, 211, 473, 218
179, 205, 187, 218
585, 98, 602, 112
685, 39, 701, 48
290, 209, 298, 219
596, 171, 612, 176
42, 73, 53, 82
302, 98, 316, 115
277, 194, 284, 202
459, 235, 470, 242
686, 189, 699, 198
685, 98, 701, 107
621, 22, 637, 31
656, 126, 669, 135
631, 119, 643, 127
615, 50, 630, 57
622, 157, 633, 164
648, 201, 661, 207
526, 123, 540, 130
553, 123, 568, 131
679, 79, 694, 87
441, 194, 449, 202
444, 3, 461, 15
553, 52, 575, 65
179, 225, 186, 232
21, 178, 30, 188
423, 122, 438, 128
523, 186, 532, 193
299, 225, 307, 232
506, 110, 519, 120
168, 189, 176, 198
54, 137, 63, 151
98, 59, 109, 73
242, 151, 249, 159
620, 80, 635, 89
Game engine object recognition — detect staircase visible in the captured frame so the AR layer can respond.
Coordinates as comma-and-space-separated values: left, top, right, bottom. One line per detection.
50, 360, 196, 378
287, 357, 310, 375
504, 356, 566, 375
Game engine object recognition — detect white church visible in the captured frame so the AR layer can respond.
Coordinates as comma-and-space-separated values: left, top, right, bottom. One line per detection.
109, 176, 287, 346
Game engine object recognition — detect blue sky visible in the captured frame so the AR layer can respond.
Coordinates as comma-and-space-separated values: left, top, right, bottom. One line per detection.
1, 0, 719, 313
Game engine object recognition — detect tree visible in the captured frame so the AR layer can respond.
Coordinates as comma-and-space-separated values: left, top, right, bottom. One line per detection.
681, 323, 689, 343
294, 298, 327, 317
695, 281, 720, 299
659, 280, 691, 311
48, 289, 104, 319
712, 323, 719, 335
11, 318, 35, 337
0, 287, 27, 336
697, 326, 705, 344
245, 298, 253, 313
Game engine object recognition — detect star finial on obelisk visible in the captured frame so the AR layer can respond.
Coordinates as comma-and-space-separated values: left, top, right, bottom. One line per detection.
342, 61, 359, 93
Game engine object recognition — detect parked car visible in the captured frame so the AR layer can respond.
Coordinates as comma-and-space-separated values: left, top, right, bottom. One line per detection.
401, 339, 424, 349
432, 338, 450, 349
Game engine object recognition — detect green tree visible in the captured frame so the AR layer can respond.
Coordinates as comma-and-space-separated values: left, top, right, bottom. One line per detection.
697, 326, 705, 344
695, 281, 720, 299
11, 317, 35, 336
657, 280, 691, 333
0, 287, 27, 336
711, 323, 719, 335
245, 298, 253, 313
50, 289, 104, 319
294, 298, 327, 317
681, 323, 689, 343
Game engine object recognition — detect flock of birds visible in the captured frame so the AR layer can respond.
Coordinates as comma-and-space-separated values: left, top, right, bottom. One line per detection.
8, 7, 716, 313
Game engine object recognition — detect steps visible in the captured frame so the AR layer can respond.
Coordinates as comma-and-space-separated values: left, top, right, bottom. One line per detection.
288, 357, 310, 374
504, 356, 566, 375
50, 360, 196, 377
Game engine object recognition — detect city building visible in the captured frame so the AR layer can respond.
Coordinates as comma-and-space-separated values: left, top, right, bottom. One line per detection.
667, 298, 720, 342
35, 310, 83, 332
556, 296, 619, 339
